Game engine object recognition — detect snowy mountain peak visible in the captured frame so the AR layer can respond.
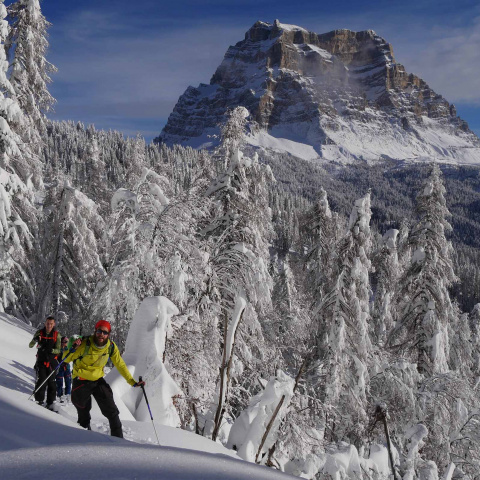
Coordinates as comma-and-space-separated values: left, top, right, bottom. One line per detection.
157, 21, 480, 165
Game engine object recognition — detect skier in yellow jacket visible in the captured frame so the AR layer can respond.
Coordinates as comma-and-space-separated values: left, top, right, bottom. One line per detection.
64, 320, 144, 437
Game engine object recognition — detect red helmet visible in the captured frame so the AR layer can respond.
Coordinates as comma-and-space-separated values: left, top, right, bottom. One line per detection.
95, 320, 111, 333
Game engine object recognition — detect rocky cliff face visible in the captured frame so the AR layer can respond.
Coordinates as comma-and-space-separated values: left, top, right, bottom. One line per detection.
157, 20, 480, 164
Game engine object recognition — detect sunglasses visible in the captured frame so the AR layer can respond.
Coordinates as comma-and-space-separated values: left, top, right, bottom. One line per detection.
96, 329, 109, 336
61, 341, 68, 344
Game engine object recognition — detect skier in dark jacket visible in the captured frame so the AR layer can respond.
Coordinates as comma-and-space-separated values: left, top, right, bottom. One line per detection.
29, 316, 62, 410
56, 336, 72, 402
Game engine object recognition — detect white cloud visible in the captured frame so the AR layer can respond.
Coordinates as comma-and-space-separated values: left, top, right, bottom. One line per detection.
392, 16, 480, 105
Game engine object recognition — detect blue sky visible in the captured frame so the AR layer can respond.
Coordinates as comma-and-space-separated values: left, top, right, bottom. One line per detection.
25, 0, 480, 142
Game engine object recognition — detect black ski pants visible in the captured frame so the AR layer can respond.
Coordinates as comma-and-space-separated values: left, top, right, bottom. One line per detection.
71, 377, 123, 438
34, 363, 57, 405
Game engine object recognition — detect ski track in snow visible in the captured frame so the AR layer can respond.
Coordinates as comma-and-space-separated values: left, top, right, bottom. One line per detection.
0, 313, 295, 479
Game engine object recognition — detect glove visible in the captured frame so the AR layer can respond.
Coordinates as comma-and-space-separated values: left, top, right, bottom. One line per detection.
133, 380, 145, 388
29, 334, 40, 348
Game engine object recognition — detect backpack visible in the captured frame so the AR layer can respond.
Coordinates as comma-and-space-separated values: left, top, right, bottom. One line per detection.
36, 328, 59, 365
74, 336, 116, 366
39, 329, 58, 344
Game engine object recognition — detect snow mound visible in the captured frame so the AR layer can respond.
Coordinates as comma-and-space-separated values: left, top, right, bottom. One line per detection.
106, 296, 182, 426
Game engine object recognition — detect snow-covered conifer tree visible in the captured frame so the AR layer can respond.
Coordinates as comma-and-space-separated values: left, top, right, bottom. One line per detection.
95, 167, 172, 344
6, 0, 56, 142
93, 187, 140, 344
166, 251, 189, 308
272, 191, 300, 254
269, 253, 311, 368
0, 0, 57, 320
85, 128, 108, 214
304, 187, 341, 311
388, 164, 458, 376
88, 143, 222, 431
470, 304, 480, 375
124, 134, 146, 187
372, 229, 401, 344
317, 190, 373, 444
278, 254, 295, 312
39, 180, 105, 333
449, 312, 473, 374
384, 166, 477, 473
202, 108, 275, 441
215, 106, 249, 171
0, 0, 38, 319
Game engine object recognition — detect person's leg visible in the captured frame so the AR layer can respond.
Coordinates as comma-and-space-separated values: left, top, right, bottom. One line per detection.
65, 374, 72, 395
46, 366, 57, 405
56, 376, 63, 398
108, 415, 123, 438
72, 378, 94, 429
92, 378, 123, 438
33, 363, 39, 389
34, 364, 48, 404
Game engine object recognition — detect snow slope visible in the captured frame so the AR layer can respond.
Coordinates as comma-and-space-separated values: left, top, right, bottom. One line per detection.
0, 313, 295, 480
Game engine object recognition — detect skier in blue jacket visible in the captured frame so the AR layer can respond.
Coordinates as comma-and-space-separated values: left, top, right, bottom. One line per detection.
56, 336, 72, 402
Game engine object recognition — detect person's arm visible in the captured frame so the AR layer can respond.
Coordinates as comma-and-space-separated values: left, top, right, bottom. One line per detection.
52, 332, 62, 356
28, 330, 41, 348
62, 341, 85, 363
110, 343, 136, 386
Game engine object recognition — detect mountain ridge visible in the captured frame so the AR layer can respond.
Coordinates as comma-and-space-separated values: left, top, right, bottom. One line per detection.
157, 20, 480, 165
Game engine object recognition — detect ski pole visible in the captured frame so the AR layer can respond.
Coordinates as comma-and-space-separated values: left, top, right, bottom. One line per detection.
28, 348, 76, 401
139, 376, 161, 446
